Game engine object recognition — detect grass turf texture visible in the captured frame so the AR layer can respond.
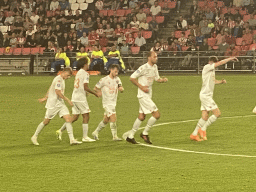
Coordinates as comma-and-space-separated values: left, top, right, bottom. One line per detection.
1, 74, 256, 191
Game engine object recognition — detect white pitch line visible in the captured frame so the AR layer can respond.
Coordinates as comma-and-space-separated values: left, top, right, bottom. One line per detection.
137, 114, 256, 158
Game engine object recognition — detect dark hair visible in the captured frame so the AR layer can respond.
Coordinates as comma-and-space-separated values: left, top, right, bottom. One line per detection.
77, 57, 88, 70
209, 56, 218, 63
109, 64, 120, 71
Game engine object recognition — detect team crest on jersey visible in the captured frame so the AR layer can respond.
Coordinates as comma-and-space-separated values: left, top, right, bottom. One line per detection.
57, 84, 61, 87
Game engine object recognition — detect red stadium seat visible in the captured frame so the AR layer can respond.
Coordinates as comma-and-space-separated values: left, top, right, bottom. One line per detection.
156, 16, 164, 24
230, 8, 237, 15
182, 46, 189, 51
243, 14, 250, 22
254, 15, 256, 19
142, 8, 150, 15
99, 10, 108, 16
239, 8, 247, 16
125, 9, 132, 16
0, 48, 4, 55
198, 1, 206, 8
39, 47, 45, 55
235, 46, 241, 51
221, 7, 228, 14
116, 9, 125, 17
101, 47, 107, 53
208, 38, 216, 47
31, 47, 40, 55
22, 48, 31, 55
212, 46, 219, 50
146, 16, 152, 23
158, 2, 164, 8
108, 10, 114, 16
174, 31, 182, 38
207, 1, 215, 8
13, 48, 22, 55
217, 1, 224, 8
46, 11, 52, 17
142, 31, 152, 39
185, 30, 190, 38
168, 1, 176, 9
236, 38, 243, 46
131, 46, 140, 54
86, 47, 93, 52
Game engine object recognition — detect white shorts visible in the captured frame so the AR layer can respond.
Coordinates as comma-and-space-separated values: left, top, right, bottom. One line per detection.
103, 105, 116, 117
45, 105, 70, 119
138, 97, 158, 114
200, 96, 218, 111
72, 101, 91, 115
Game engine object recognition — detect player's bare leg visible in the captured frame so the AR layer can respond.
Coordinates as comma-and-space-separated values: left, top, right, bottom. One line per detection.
57, 114, 80, 140
62, 115, 82, 145
31, 118, 50, 145
92, 115, 108, 140
140, 110, 160, 144
198, 108, 221, 140
81, 113, 95, 142
123, 113, 146, 144
109, 114, 122, 141
191, 110, 209, 141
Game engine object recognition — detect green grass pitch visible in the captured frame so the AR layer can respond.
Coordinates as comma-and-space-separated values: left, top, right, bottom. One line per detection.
1, 74, 256, 191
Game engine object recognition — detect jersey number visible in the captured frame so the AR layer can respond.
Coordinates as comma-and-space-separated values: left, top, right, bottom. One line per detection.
74, 78, 80, 88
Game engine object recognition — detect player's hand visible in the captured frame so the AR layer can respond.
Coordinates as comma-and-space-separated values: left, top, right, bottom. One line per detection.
161, 77, 168, 83
67, 99, 73, 107
96, 91, 102, 97
38, 97, 47, 103
140, 86, 149, 93
222, 79, 227, 84
231, 57, 239, 62
118, 86, 124, 93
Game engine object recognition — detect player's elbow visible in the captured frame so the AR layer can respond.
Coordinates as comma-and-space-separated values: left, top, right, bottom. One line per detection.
130, 77, 135, 82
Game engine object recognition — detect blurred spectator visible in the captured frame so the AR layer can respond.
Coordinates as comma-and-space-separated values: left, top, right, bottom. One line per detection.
97, 24, 105, 37
150, 1, 161, 16
167, 31, 176, 45
247, 1, 256, 15
105, 24, 114, 38
188, 15, 199, 27
99, 32, 108, 48
14, 16, 24, 34
178, 32, 187, 46
120, 40, 129, 55
225, 43, 239, 56
190, 0, 198, 16
149, 16, 159, 42
80, 32, 88, 47
73, 46, 90, 71
240, 40, 249, 55
5, 11, 14, 26
216, 30, 225, 45
66, 40, 74, 53
161, 2, 170, 28
115, 24, 123, 37
84, 17, 94, 32
150, 42, 163, 54
70, 33, 77, 50
160, 39, 169, 51
95, 0, 104, 10
2, 34, 10, 47
195, 31, 204, 45
242, 28, 253, 45
136, 9, 146, 22
186, 35, 195, 46
1, 0, 10, 11
199, 15, 207, 28
89, 45, 106, 71
129, 0, 136, 9
135, 31, 146, 51
51, 47, 70, 73
205, 8, 214, 21
0, 11, 6, 26
218, 38, 229, 55
233, 0, 243, 7
225, 31, 236, 45
17, 32, 26, 47
232, 21, 243, 37
117, 32, 126, 46
181, 44, 198, 67
126, 33, 135, 46
10, 33, 17, 47
50, 0, 59, 11
176, 15, 187, 30
59, 0, 70, 10
248, 14, 256, 29
30, 12, 39, 25
139, 18, 149, 30
190, 24, 200, 37
130, 16, 140, 28
106, 45, 125, 71
23, 2, 32, 16
199, 38, 210, 53
88, 30, 99, 46
201, 21, 212, 38
26, 33, 36, 47
108, 32, 118, 47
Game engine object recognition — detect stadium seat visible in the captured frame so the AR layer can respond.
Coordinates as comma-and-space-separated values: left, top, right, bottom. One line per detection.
31, 47, 40, 55
39, 47, 45, 55
230, 8, 237, 15
46, 11, 53, 17
235, 46, 241, 51
243, 14, 250, 22
239, 8, 247, 16
86, 47, 93, 52
131, 46, 140, 54
86, 0, 93, 3
207, 1, 215, 8
182, 46, 189, 51
0, 26, 8, 33
108, 10, 114, 16
4, 47, 13, 55
146, 16, 152, 23
185, 30, 190, 38
125, 9, 132, 16
22, 48, 31, 55
0, 48, 4, 55
116, 9, 125, 17
142, 8, 150, 15
71, 3, 79, 11
69, 0, 76, 3
198, 1, 206, 8
79, 3, 88, 10
77, 0, 85, 3
217, 1, 224, 8
13, 48, 22, 55
142, 31, 152, 39
254, 15, 256, 19
156, 16, 164, 24
168, 1, 176, 9
158, 2, 164, 8
212, 46, 219, 50
175, 31, 182, 38
101, 47, 107, 53
253, 30, 256, 36
99, 10, 108, 16
236, 38, 243, 46
71, 23, 76, 29
208, 38, 216, 47
221, 7, 228, 14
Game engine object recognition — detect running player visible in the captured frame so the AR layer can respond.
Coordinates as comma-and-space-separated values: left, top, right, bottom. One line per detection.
122, 51, 168, 144
56, 58, 98, 142
92, 64, 124, 141
190, 56, 238, 141
31, 68, 82, 145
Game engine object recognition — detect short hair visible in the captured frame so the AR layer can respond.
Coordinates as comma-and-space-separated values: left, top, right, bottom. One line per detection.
209, 56, 218, 63
63, 67, 72, 74
109, 64, 120, 71
77, 57, 88, 70
147, 51, 155, 58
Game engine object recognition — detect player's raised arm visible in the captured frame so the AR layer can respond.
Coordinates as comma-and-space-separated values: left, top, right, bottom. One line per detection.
215, 79, 227, 84
214, 57, 238, 68
55, 89, 73, 106
84, 83, 99, 97
156, 77, 168, 83
130, 77, 149, 93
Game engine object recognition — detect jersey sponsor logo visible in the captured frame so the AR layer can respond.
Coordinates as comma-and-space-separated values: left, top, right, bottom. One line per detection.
57, 84, 61, 87
136, 70, 140, 73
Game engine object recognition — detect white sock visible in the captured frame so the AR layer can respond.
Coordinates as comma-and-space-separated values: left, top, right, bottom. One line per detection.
143, 116, 157, 135
129, 118, 142, 138
83, 124, 88, 138
95, 121, 106, 133
60, 123, 66, 132
192, 118, 207, 136
201, 115, 218, 131
66, 122, 75, 141
110, 122, 117, 138
34, 122, 45, 137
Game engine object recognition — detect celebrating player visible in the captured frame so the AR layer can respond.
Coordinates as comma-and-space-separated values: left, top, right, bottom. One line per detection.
31, 68, 82, 145
92, 64, 124, 141
190, 56, 238, 141
122, 51, 168, 144
56, 58, 98, 142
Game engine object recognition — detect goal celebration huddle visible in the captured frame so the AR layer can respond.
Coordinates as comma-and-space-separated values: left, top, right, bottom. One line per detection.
31, 51, 238, 146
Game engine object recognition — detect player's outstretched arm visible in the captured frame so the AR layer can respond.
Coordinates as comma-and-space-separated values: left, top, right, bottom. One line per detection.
130, 77, 149, 93
214, 57, 238, 68
93, 87, 102, 97
84, 83, 99, 97
215, 79, 227, 84
38, 86, 50, 103
55, 89, 73, 106
156, 77, 168, 83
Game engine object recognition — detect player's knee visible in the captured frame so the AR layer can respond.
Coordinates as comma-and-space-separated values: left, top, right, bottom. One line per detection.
202, 115, 209, 121
43, 119, 50, 125
215, 111, 221, 118
154, 113, 160, 120
138, 114, 146, 121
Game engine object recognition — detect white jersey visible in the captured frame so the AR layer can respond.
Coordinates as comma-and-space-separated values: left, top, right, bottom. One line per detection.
130, 63, 160, 99
71, 69, 89, 102
95, 75, 122, 107
45, 75, 65, 109
200, 63, 215, 97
